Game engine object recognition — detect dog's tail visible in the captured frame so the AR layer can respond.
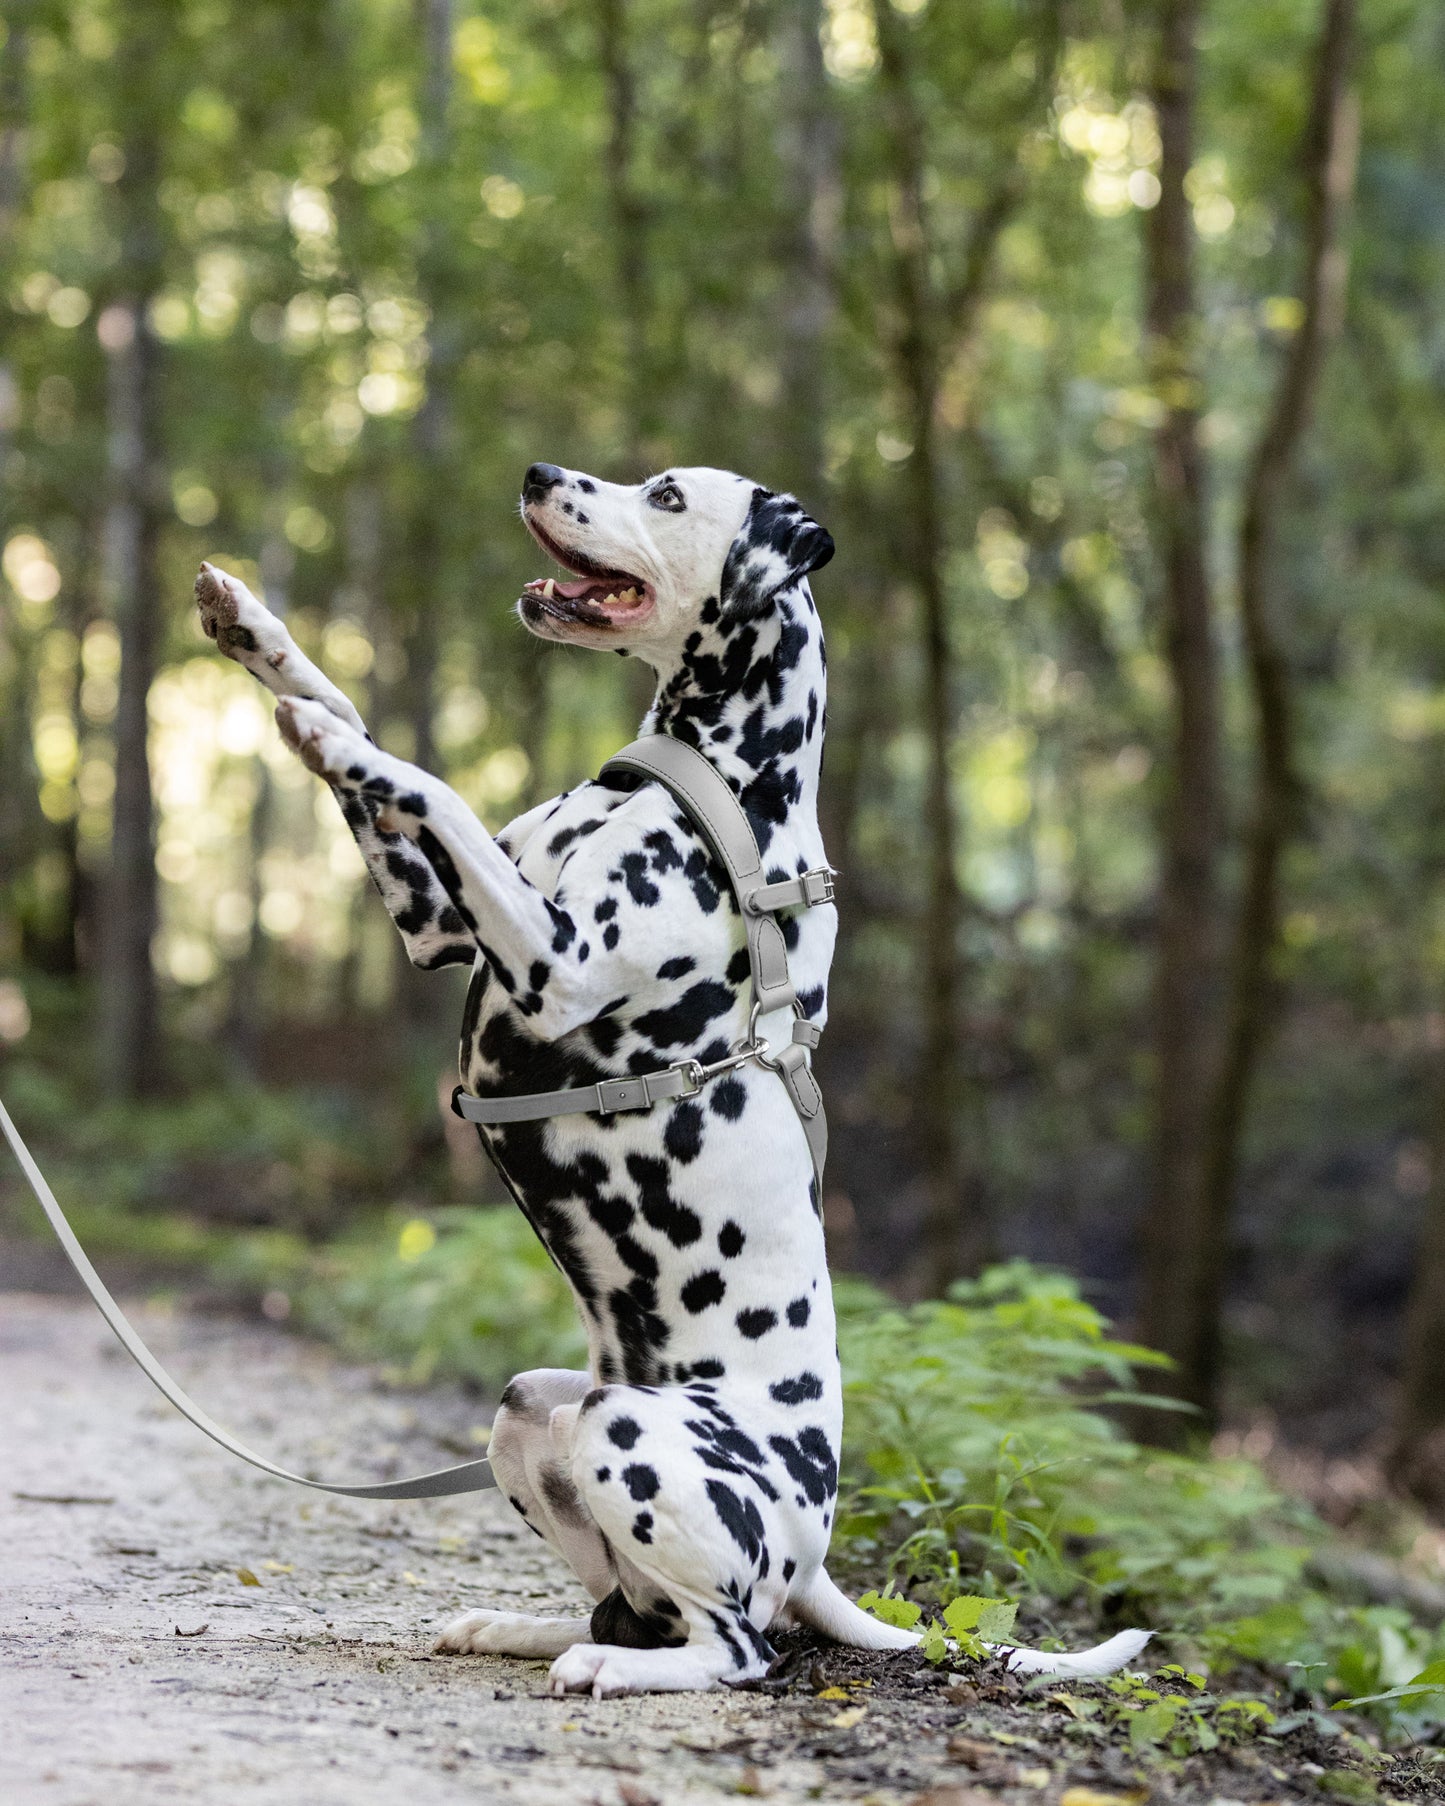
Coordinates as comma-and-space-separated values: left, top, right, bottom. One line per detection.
788, 1569, 1151, 1680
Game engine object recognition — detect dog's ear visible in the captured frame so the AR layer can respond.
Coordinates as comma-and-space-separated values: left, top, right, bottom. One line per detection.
719, 488, 835, 620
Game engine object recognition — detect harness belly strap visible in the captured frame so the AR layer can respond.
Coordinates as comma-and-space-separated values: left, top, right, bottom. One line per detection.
454, 734, 835, 1188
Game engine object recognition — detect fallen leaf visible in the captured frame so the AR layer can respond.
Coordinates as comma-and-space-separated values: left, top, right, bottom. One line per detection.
173, 1623, 208, 1638
260, 1561, 293, 1574
943, 1681, 978, 1705
235, 1568, 261, 1587
402, 1570, 423, 1585
1059, 1789, 1150, 1806
816, 1685, 850, 1700
945, 1736, 999, 1767
829, 1705, 868, 1729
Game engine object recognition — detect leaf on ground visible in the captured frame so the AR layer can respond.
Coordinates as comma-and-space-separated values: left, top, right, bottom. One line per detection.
235, 1567, 261, 1586
260, 1560, 293, 1574
173, 1622, 208, 1637
1059, 1790, 1149, 1806
815, 1685, 850, 1700
829, 1705, 868, 1728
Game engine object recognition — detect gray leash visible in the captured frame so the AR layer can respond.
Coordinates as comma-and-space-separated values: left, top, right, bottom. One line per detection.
453, 734, 835, 1187
0, 1096, 495, 1498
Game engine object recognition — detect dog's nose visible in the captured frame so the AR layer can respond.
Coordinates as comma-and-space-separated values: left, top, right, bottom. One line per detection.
522, 463, 565, 504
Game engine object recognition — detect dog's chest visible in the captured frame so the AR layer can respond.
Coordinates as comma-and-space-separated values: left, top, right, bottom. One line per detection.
456, 777, 837, 1388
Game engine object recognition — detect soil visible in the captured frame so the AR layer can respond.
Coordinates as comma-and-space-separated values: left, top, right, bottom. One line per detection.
2, 1288, 1439, 1806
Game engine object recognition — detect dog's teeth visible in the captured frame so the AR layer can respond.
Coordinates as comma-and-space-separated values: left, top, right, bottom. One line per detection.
542, 579, 555, 598
618, 587, 638, 604
602, 592, 618, 606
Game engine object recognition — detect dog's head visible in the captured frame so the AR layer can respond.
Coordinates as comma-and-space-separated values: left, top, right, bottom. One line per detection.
516, 463, 833, 657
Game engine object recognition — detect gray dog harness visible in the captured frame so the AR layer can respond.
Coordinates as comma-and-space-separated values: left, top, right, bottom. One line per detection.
450, 735, 833, 1188
0, 733, 833, 1501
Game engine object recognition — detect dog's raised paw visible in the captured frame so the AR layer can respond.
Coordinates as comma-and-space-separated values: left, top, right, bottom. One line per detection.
195, 562, 277, 663
275, 696, 358, 779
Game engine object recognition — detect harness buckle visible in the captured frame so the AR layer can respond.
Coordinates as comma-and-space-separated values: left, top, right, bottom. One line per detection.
595, 1075, 653, 1114
801, 866, 836, 906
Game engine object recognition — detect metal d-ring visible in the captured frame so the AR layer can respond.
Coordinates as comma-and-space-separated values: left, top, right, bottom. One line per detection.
746, 999, 791, 1072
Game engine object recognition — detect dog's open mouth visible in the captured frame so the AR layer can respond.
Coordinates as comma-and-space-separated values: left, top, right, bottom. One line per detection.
520, 515, 654, 629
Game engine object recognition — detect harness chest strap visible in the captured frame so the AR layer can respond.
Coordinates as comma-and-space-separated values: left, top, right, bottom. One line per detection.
453, 734, 833, 1186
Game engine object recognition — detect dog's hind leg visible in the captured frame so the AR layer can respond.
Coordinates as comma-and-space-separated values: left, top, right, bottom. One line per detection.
434, 1370, 616, 1661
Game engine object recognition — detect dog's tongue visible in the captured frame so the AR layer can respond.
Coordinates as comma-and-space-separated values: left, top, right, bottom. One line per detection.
556, 577, 602, 600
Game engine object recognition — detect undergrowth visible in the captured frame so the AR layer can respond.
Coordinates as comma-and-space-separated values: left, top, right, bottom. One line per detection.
8, 1092, 1445, 1749
272, 1220, 1445, 1744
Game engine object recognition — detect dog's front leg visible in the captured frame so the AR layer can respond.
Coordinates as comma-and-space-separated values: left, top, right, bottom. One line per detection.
197, 565, 476, 971
276, 699, 602, 1036
195, 563, 369, 736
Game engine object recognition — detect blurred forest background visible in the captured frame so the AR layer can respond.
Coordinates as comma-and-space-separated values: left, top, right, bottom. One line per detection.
5, 0, 1445, 1520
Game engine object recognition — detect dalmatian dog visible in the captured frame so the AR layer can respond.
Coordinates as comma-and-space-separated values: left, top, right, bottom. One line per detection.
195, 463, 1149, 1697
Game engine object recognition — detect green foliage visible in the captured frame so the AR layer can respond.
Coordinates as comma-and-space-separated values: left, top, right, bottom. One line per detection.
833, 1263, 1445, 1742
293, 1205, 586, 1390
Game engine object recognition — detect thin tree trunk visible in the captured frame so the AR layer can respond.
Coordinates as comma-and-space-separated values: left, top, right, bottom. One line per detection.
1197, 0, 1359, 1420
597, 0, 653, 465
1135, 0, 1223, 1430
871, 1, 977, 1290
0, 4, 35, 920
1391, 1061, 1445, 1511
870, 3, 1056, 1291
392, 0, 454, 1040
774, 0, 837, 502
97, 16, 167, 1095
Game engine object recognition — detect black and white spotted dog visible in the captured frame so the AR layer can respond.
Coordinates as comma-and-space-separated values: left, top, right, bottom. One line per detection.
196, 463, 1147, 1697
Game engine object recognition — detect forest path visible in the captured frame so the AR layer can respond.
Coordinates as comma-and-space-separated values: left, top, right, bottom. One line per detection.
3, 1289, 1357, 1806
0, 1289, 958, 1806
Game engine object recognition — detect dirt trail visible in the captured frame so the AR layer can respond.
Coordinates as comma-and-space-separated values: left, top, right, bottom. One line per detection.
6, 1289, 1416, 1806
0, 1290, 971, 1805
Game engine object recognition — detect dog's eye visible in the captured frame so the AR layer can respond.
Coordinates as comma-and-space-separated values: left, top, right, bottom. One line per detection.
649, 480, 686, 513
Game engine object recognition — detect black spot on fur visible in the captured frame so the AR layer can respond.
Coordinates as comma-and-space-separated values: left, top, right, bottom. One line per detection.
681, 1269, 726, 1313
770, 1371, 824, 1405
718, 1220, 745, 1258
633, 980, 734, 1050
704, 1479, 766, 1564
787, 1295, 811, 1328
607, 1416, 642, 1450
736, 1307, 777, 1340
709, 1077, 747, 1122
663, 1100, 704, 1163
623, 1462, 660, 1501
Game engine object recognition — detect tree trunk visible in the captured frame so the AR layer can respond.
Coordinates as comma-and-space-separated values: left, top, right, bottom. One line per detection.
773, 0, 837, 502
392, 0, 454, 1038
1135, 0, 1223, 1431
597, 0, 653, 465
871, 1, 979, 1291
1197, 0, 1359, 1418
97, 18, 167, 1095
1391, 1062, 1445, 1511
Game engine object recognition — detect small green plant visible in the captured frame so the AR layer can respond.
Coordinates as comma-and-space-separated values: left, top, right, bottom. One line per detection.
858, 1583, 1020, 1662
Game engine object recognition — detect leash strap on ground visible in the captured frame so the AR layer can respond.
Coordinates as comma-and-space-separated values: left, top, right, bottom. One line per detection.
0, 1096, 497, 1500
455, 734, 832, 1187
